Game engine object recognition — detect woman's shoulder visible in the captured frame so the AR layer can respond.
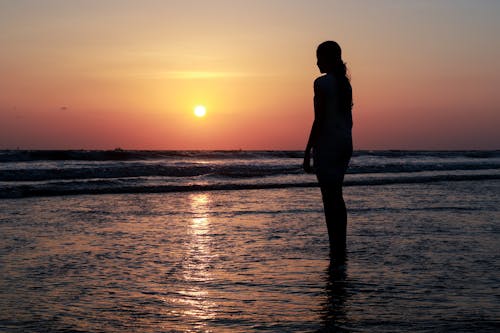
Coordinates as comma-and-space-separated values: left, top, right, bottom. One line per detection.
314, 74, 336, 92
314, 74, 330, 83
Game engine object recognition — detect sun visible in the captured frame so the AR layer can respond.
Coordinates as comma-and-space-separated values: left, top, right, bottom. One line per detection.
194, 105, 206, 117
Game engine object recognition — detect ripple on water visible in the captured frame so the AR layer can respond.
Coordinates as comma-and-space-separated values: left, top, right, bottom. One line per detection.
0, 181, 499, 332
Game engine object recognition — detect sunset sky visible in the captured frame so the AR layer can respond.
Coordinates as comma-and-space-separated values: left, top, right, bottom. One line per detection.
1, 0, 499, 150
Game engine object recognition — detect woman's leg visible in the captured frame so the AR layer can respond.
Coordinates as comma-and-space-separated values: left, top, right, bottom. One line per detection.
315, 146, 352, 258
320, 180, 347, 256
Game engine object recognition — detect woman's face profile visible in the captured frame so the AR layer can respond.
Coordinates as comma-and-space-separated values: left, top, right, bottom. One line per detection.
317, 57, 326, 73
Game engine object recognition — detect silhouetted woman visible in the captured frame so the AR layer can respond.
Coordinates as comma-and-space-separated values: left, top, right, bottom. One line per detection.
303, 41, 353, 258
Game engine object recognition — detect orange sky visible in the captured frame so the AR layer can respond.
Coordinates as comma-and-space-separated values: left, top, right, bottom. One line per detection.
1, 1, 499, 150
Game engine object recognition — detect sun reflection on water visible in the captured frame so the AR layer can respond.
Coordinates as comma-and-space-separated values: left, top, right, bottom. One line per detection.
190, 193, 210, 237
178, 193, 217, 324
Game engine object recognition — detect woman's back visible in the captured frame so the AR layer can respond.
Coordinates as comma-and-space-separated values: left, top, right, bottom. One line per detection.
314, 73, 353, 147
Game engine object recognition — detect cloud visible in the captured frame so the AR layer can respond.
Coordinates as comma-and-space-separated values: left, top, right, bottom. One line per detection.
162, 71, 264, 79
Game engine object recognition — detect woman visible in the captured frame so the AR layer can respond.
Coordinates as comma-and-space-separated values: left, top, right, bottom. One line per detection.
303, 41, 353, 258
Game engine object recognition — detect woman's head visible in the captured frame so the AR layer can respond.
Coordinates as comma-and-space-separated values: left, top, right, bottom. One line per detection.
317, 41, 352, 111
316, 41, 345, 76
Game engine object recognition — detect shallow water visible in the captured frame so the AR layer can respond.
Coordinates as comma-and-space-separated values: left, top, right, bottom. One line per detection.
1, 180, 499, 332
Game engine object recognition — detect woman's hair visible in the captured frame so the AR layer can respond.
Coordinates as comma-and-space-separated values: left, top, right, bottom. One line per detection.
317, 41, 352, 112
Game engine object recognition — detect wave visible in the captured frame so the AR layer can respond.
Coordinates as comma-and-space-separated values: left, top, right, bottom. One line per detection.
2, 150, 499, 198
2, 162, 499, 182
0, 164, 303, 181
2, 173, 499, 199
0, 149, 304, 162
1, 149, 499, 162
355, 150, 500, 158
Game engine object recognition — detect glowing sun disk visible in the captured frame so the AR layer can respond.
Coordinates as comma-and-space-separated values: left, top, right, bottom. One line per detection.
194, 105, 206, 117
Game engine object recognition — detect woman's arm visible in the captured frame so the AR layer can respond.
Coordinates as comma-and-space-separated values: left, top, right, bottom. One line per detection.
303, 119, 319, 173
303, 78, 325, 173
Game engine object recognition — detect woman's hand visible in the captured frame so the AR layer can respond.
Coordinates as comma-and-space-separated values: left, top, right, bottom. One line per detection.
303, 150, 313, 173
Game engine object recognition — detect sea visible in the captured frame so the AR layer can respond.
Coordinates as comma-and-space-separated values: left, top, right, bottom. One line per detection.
0, 150, 499, 332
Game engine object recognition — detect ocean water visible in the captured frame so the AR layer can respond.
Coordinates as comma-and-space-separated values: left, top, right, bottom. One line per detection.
0, 151, 499, 332
1, 150, 499, 198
